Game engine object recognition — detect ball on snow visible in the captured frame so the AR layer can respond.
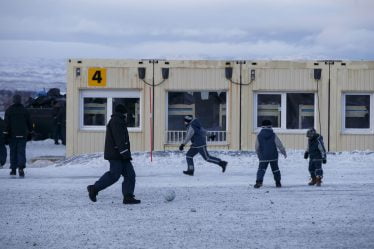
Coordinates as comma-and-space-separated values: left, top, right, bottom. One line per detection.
164, 190, 176, 202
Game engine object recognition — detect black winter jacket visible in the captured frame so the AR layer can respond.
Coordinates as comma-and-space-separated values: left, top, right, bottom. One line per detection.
4, 104, 32, 138
104, 113, 132, 161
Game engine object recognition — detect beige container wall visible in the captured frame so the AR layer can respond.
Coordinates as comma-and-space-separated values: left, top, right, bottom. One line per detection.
154, 60, 234, 151
331, 62, 374, 151
241, 61, 329, 151
67, 59, 151, 156
67, 59, 374, 157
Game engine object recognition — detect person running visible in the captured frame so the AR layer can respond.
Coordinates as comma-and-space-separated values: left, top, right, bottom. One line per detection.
179, 115, 227, 176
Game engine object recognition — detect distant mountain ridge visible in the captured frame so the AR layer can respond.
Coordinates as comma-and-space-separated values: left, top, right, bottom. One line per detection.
0, 57, 66, 92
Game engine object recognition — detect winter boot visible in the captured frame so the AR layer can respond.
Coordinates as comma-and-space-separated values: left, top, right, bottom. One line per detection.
18, 168, 25, 178
316, 176, 322, 187
123, 195, 141, 205
275, 181, 282, 188
219, 161, 228, 173
308, 177, 317, 186
254, 181, 263, 189
183, 170, 194, 176
10, 169, 16, 176
87, 185, 98, 202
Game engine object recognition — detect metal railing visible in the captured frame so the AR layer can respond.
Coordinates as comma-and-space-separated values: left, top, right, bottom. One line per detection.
166, 130, 227, 144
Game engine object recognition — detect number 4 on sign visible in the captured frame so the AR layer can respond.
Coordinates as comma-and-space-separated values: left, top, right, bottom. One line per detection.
88, 68, 107, 87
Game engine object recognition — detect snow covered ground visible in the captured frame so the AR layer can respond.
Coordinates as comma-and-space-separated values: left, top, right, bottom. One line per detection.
1, 142, 374, 249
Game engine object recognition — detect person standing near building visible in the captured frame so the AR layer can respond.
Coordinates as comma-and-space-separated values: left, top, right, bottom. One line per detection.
254, 120, 287, 188
179, 115, 228, 176
87, 104, 140, 204
304, 128, 327, 187
52, 101, 66, 145
4, 94, 32, 177
0, 116, 7, 167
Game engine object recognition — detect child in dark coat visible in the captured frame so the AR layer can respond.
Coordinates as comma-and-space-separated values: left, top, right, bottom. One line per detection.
254, 120, 287, 188
304, 128, 327, 186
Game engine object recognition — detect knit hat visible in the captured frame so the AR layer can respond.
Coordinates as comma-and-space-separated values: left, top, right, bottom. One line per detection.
306, 128, 316, 138
115, 104, 128, 114
184, 115, 193, 123
261, 120, 272, 127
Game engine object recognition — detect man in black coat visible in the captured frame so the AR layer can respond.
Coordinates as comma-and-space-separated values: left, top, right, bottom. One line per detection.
0, 116, 7, 167
87, 104, 140, 204
4, 94, 32, 177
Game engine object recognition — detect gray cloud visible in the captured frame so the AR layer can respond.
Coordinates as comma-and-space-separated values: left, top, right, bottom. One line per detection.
0, 0, 373, 59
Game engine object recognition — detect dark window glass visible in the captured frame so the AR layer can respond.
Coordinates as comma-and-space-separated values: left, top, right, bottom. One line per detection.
113, 98, 140, 128
257, 94, 281, 128
83, 98, 107, 126
345, 95, 370, 129
168, 91, 227, 131
286, 93, 315, 129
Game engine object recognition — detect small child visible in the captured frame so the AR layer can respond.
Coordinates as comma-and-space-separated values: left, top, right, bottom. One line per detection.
304, 128, 327, 186
254, 120, 287, 188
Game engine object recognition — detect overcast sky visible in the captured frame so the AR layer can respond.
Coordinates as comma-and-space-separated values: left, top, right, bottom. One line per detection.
0, 0, 373, 60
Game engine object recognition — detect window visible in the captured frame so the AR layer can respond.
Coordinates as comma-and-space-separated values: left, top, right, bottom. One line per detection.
255, 92, 316, 131
83, 98, 107, 126
80, 90, 141, 130
343, 93, 373, 132
167, 91, 227, 143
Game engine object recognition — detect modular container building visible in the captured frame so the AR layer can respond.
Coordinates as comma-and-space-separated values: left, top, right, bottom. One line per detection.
66, 59, 374, 157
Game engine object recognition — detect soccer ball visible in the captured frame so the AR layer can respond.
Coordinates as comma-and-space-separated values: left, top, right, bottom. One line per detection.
164, 190, 176, 202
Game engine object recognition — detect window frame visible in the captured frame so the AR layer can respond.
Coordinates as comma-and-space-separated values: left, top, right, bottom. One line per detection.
342, 93, 373, 134
253, 91, 318, 133
79, 89, 142, 132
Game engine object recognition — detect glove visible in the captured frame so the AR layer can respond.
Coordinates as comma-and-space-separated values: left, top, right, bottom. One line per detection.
322, 158, 327, 164
209, 134, 216, 141
179, 144, 185, 151
304, 151, 309, 159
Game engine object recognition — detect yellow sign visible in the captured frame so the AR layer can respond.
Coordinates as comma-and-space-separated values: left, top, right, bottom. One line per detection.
88, 68, 107, 87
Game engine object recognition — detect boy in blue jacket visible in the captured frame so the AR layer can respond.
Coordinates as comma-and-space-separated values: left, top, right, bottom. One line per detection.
304, 128, 327, 186
254, 120, 287, 188
179, 115, 227, 176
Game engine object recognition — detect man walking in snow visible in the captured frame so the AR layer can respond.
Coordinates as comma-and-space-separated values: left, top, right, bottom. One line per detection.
4, 94, 32, 177
254, 120, 287, 188
304, 128, 327, 187
179, 115, 227, 176
87, 104, 140, 204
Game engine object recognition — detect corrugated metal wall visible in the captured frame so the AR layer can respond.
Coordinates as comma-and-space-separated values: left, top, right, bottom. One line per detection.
67, 59, 374, 157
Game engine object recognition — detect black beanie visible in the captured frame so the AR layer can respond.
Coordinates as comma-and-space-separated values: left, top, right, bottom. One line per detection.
13, 94, 22, 104
115, 104, 127, 114
184, 115, 193, 123
261, 120, 272, 127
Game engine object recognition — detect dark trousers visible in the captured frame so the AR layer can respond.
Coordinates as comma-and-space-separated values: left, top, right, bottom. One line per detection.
94, 159, 136, 197
309, 160, 323, 178
256, 160, 281, 183
186, 146, 222, 170
0, 142, 6, 166
54, 124, 63, 144
9, 138, 27, 170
